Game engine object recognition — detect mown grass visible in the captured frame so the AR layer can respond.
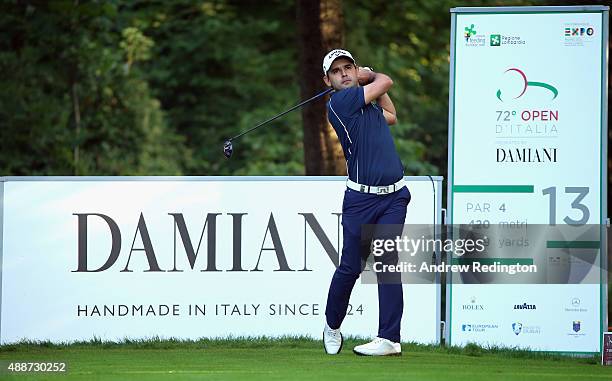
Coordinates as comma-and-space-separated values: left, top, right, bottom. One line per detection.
0, 336, 600, 363
0, 337, 609, 381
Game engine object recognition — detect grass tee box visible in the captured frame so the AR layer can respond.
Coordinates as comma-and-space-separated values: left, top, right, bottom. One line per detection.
0, 338, 611, 381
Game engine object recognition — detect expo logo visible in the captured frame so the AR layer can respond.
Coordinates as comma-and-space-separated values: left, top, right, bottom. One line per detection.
563, 24, 596, 47
565, 27, 594, 37
496, 68, 558, 102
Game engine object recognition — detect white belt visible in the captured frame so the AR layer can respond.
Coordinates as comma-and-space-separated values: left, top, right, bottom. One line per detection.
346, 178, 405, 195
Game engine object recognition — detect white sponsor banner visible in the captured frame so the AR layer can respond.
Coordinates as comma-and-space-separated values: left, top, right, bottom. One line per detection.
1, 176, 442, 344
451, 285, 599, 351
448, 7, 607, 352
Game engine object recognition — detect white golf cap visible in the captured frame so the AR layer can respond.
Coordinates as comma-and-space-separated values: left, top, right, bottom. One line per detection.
322, 49, 355, 74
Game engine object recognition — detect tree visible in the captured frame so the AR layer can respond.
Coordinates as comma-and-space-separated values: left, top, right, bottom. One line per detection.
297, 0, 346, 175
136, 0, 305, 175
0, 1, 185, 175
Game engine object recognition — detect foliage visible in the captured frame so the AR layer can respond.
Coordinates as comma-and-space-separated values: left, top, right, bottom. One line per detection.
0, 0, 606, 180
0, 1, 185, 175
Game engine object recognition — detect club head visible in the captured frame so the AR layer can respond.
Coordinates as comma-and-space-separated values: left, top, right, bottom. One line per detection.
223, 140, 233, 158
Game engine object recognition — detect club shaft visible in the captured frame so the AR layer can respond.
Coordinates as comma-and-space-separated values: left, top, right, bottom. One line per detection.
228, 88, 333, 141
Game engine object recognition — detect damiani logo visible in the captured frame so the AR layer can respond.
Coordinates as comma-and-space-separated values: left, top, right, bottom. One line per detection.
496, 68, 558, 102
72, 212, 341, 272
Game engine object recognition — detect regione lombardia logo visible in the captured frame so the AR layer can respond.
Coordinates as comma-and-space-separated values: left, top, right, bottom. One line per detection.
496, 68, 558, 102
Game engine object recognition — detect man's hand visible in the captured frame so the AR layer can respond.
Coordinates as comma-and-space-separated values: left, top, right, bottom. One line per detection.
359, 67, 396, 124
363, 71, 393, 105
358, 67, 375, 86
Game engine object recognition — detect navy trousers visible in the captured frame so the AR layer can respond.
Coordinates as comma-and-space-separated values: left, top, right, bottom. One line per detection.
325, 186, 411, 343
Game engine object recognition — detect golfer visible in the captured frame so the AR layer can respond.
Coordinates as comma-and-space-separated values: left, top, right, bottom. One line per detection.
321, 49, 411, 356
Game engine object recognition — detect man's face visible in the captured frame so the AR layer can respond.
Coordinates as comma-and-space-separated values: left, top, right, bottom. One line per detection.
324, 58, 358, 90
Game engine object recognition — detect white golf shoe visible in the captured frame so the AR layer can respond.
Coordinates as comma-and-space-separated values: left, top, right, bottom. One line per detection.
323, 323, 343, 354
353, 337, 401, 356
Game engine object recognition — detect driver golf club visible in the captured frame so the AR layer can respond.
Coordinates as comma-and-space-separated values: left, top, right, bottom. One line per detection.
223, 88, 333, 158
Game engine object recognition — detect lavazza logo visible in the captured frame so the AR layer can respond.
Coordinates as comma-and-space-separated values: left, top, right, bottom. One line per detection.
513, 302, 536, 310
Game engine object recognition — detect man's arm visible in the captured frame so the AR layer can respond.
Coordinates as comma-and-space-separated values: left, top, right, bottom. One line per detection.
360, 68, 393, 104
358, 67, 397, 125
377, 93, 397, 125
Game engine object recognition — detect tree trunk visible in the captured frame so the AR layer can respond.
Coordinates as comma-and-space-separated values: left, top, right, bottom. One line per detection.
72, 82, 81, 175
297, 0, 346, 175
